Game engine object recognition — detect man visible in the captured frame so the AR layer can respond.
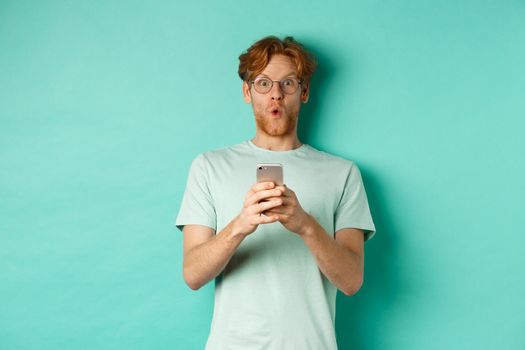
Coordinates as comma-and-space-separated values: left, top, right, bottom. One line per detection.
176, 36, 376, 350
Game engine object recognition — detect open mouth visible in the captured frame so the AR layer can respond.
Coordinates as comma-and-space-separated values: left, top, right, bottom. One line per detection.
270, 108, 281, 117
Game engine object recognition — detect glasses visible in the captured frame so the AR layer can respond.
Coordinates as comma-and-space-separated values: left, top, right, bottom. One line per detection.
250, 77, 303, 94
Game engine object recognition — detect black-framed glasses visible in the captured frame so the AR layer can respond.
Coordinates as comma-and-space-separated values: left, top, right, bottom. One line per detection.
250, 77, 303, 94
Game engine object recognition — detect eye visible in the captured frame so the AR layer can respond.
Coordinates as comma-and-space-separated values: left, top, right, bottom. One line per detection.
282, 79, 294, 86
256, 78, 271, 87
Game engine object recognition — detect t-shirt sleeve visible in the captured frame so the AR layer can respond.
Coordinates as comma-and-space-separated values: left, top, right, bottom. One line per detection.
334, 162, 376, 242
175, 153, 217, 232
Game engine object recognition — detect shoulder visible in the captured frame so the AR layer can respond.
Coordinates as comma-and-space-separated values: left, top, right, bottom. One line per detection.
192, 141, 248, 165
304, 145, 357, 172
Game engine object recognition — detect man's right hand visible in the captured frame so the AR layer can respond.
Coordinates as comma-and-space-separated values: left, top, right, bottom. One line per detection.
231, 181, 284, 237
182, 182, 283, 290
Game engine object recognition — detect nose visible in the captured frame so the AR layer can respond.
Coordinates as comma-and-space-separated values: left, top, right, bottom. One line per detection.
270, 82, 284, 100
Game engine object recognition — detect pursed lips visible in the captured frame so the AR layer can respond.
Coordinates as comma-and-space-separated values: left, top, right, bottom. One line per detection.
268, 104, 283, 116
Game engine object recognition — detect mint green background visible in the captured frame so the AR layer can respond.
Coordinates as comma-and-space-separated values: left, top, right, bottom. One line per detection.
1, 1, 524, 349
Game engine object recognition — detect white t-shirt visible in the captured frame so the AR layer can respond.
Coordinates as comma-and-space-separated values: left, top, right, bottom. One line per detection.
176, 140, 376, 350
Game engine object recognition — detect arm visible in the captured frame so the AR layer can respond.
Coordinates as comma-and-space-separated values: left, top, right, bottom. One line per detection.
300, 218, 365, 296
182, 222, 245, 290
182, 182, 284, 290
262, 185, 365, 296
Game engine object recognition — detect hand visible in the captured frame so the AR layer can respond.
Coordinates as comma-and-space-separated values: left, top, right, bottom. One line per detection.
231, 182, 284, 237
262, 184, 312, 236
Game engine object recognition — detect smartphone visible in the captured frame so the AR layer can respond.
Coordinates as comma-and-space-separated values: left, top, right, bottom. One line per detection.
256, 163, 283, 186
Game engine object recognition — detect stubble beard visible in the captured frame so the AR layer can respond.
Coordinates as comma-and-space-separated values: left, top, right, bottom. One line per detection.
253, 108, 300, 137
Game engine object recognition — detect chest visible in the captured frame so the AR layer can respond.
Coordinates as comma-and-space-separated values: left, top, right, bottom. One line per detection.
209, 159, 343, 234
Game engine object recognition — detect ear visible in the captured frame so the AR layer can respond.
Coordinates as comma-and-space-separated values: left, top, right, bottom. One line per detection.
242, 81, 252, 104
300, 81, 310, 103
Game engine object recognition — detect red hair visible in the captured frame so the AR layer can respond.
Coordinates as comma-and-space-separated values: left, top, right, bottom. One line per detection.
238, 36, 317, 83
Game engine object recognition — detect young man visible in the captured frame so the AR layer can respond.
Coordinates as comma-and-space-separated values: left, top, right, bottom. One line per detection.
176, 36, 376, 350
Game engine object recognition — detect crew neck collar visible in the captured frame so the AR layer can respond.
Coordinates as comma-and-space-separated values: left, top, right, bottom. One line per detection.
246, 139, 308, 154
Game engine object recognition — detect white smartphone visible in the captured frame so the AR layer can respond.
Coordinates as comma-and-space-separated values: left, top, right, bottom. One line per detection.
256, 163, 283, 186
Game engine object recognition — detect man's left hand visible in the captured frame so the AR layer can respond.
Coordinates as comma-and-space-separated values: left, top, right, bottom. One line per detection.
262, 184, 312, 236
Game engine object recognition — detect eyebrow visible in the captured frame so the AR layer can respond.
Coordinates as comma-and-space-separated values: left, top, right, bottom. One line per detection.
257, 72, 298, 79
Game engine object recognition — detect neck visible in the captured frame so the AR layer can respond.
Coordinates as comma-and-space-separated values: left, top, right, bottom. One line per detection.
251, 134, 302, 151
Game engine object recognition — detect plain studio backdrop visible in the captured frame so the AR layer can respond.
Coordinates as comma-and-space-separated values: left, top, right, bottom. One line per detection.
1, 1, 524, 349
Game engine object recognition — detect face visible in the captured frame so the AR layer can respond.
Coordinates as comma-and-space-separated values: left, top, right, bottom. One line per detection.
242, 54, 309, 137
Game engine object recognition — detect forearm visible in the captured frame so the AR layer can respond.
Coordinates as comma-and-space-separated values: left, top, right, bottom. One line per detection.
183, 220, 245, 290
300, 216, 363, 296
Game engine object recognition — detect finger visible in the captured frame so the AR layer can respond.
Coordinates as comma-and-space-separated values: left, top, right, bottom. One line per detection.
275, 184, 292, 197
262, 196, 283, 202
263, 202, 289, 216
254, 213, 279, 224
253, 181, 275, 192
276, 196, 290, 206
262, 204, 285, 214
262, 196, 290, 208
245, 182, 275, 201
261, 210, 282, 218
247, 198, 282, 215
245, 188, 283, 207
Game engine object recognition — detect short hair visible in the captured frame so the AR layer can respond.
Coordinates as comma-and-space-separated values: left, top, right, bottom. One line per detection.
238, 36, 317, 83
